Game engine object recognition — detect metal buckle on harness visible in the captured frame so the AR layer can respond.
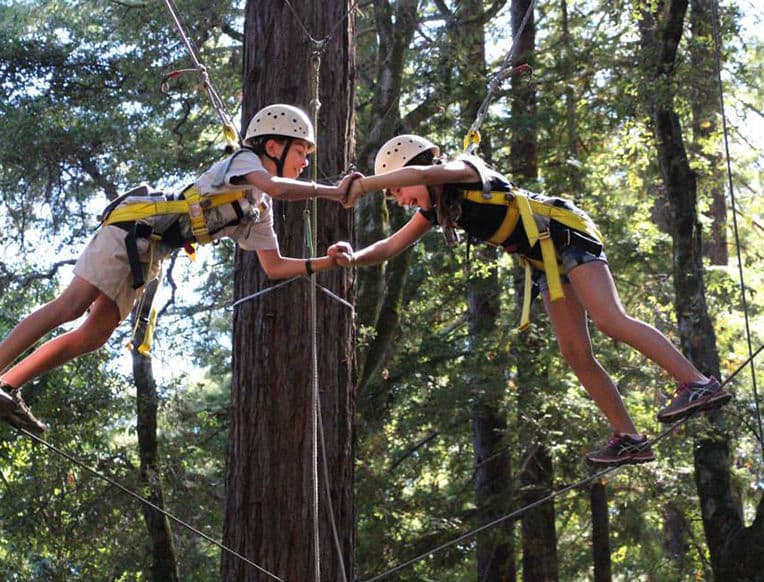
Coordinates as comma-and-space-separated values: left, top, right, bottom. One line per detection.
188, 202, 203, 218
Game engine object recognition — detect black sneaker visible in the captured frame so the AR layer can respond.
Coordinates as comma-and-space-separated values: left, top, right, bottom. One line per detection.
586, 433, 655, 467
657, 377, 731, 424
0, 383, 48, 436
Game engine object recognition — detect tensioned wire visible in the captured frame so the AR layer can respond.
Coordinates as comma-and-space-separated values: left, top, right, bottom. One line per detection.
18, 427, 284, 582
360, 344, 763, 581
710, 0, 763, 449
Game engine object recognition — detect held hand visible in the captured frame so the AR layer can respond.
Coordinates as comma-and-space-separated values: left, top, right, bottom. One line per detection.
338, 172, 365, 208
328, 241, 355, 267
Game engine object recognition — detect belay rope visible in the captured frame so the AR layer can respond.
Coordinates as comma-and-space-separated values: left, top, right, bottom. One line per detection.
710, 0, 763, 451
161, 0, 240, 148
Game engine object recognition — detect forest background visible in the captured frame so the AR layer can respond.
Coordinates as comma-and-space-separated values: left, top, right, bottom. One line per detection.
1, 0, 763, 580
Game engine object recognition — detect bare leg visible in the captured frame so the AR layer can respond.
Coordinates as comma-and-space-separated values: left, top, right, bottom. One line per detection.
0, 277, 120, 388
566, 261, 707, 385
544, 285, 638, 435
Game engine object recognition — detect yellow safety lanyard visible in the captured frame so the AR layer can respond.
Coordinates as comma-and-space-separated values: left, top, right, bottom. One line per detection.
463, 189, 603, 331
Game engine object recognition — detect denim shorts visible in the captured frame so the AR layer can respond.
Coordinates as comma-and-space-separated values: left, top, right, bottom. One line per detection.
534, 245, 608, 295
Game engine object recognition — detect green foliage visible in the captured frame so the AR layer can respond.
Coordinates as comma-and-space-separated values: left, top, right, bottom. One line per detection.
1, 0, 763, 579
354, 1, 764, 580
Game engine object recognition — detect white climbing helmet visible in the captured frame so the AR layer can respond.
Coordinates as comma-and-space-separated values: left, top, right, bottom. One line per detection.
244, 104, 316, 151
374, 134, 440, 175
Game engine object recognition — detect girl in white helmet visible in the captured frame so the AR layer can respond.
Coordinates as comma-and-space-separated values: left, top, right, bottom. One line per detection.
329, 134, 729, 467
0, 104, 357, 435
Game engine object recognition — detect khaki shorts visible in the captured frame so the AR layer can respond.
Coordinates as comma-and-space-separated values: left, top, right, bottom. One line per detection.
73, 226, 168, 321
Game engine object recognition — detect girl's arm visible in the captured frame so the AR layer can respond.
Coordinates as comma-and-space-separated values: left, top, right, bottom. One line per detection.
329, 211, 434, 267
346, 159, 479, 205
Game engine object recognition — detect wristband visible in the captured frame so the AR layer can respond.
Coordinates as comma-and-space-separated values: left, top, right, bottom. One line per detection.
305, 258, 313, 276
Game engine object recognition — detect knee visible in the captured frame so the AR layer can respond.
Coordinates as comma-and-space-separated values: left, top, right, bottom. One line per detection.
557, 337, 596, 369
47, 295, 90, 324
589, 310, 631, 341
74, 321, 116, 353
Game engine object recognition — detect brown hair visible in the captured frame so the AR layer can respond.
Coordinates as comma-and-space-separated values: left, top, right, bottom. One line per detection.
405, 150, 462, 229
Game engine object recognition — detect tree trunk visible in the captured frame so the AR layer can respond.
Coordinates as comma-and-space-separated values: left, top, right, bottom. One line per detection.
640, 1, 764, 579
509, 1, 559, 580
132, 278, 180, 582
689, 0, 727, 265
449, 0, 517, 578
560, 0, 583, 196
221, 2, 356, 580
355, 0, 420, 389
510, 0, 537, 181
661, 502, 688, 574
470, 248, 515, 581
590, 480, 611, 582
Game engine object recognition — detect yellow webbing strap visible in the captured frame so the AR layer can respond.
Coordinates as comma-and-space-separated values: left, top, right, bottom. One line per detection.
102, 187, 247, 244
519, 259, 534, 332
464, 190, 520, 245
464, 188, 605, 330
514, 194, 564, 303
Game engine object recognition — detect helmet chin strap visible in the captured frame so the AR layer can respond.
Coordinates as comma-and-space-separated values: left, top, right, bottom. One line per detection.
264, 138, 293, 177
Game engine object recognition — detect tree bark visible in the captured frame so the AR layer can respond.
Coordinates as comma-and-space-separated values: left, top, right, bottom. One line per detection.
355, 0, 420, 389
469, 249, 515, 581
221, 2, 356, 580
640, 1, 764, 579
689, 0, 727, 265
509, 1, 558, 580
132, 278, 180, 582
450, 0, 516, 578
590, 480, 611, 582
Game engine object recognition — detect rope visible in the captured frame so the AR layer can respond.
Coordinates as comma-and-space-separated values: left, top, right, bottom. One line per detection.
281, 0, 361, 45
360, 345, 763, 581
161, 0, 240, 145
280, 1, 353, 577
463, 0, 535, 154
306, 37, 323, 582
230, 276, 301, 308
17, 428, 284, 582
709, 0, 763, 448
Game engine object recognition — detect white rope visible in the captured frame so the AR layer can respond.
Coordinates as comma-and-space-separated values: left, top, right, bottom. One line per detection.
308, 45, 323, 582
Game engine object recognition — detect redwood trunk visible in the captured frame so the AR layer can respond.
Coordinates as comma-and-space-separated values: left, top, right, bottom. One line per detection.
221, 2, 356, 580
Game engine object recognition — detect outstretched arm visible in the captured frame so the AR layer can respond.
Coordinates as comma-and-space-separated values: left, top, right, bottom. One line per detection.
244, 170, 362, 203
343, 159, 479, 207
256, 248, 351, 280
328, 211, 434, 267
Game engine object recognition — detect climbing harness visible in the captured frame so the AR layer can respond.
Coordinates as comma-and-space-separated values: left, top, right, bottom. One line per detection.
99, 182, 263, 290
455, 156, 603, 329
462, 186, 603, 329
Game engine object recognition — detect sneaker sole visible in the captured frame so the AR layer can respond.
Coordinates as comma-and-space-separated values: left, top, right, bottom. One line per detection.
657, 390, 732, 424
586, 454, 656, 467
